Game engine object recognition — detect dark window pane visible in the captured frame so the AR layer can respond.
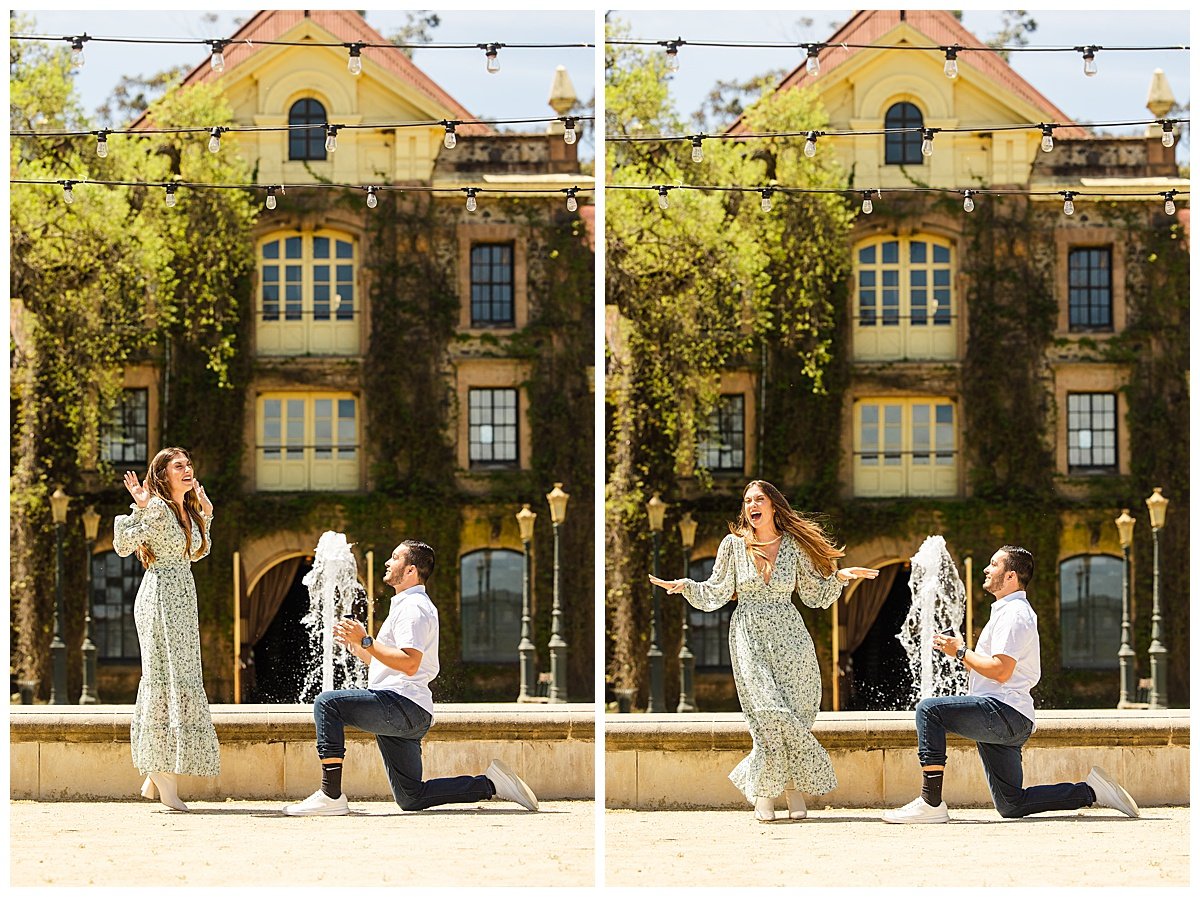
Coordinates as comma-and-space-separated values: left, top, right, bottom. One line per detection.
469, 243, 516, 326
288, 98, 327, 161
460, 549, 525, 662
1059, 555, 1122, 669
698, 394, 745, 472
92, 551, 142, 661
1067, 247, 1113, 331
884, 102, 924, 165
1066, 393, 1118, 473
468, 388, 519, 468
100, 389, 149, 468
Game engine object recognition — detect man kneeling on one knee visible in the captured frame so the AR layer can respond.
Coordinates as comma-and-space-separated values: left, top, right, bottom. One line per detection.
883, 544, 1139, 824
284, 539, 538, 816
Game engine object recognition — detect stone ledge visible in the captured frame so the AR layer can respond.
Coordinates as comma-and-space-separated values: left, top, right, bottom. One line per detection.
10, 703, 595, 744
605, 709, 1190, 751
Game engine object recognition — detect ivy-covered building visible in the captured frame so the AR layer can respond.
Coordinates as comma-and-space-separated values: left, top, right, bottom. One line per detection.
13, 9, 594, 704
608, 9, 1188, 712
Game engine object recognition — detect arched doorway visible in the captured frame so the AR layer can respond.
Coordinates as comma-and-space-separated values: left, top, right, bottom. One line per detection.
247, 557, 314, 703
842, 561, 915, 711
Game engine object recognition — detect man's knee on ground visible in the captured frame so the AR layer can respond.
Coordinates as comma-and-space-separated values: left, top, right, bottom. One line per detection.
995, 801, 1023, 819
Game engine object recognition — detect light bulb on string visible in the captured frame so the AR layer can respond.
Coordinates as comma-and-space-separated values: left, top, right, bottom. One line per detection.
70, 35, 87, 68
563, 117, 577, 145
664, 39, 681, 73
209, 40, 227, 73
962, 190, 975, 213
1160, 120, 1175, 148
805, 45, 821, 77
346, 43, 363, 76
61, 180, 75, 204
921, 129, 936, 157
465, 188, 478, 212
366, 187, 378, 209
860, 190, 875, 215
1061, 191, 1076, 216
208, 127, 222, 153
1040, 124, 1055, 153
164, 184, 177, 208
690, 136, 704, 163
265, 187, 277, 211
1080, 46, 1098, 77
760, 188, 774, 213
443, 122, 458, 150
565, 188, 578, 213
804, 131, 818, 158
943, 46, 959, 79
1162, 191, 1177, 215
95, 130, 109, 158
657, 186, 670, 210
484, 43, 501, 74
325, 125, 339, 153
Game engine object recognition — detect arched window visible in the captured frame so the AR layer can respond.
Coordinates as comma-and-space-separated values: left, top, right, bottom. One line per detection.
1059, 554, 1122, 669
257, 229, 358, 355
686, 557, 733, 669
92, 551, 142, 661
289, 98, 327, 161
885, 102, 924, 165
460, 549, 524, 662
854, 234, 955, 361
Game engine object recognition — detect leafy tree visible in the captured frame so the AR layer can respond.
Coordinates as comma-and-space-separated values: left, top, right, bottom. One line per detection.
385, 10, 441, 58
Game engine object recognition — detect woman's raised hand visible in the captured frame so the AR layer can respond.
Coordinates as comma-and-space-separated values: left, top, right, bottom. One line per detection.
836, 566, 881, 583
192, 479, 214, 516
649, 574, 687, 594
123, 471, 150, 508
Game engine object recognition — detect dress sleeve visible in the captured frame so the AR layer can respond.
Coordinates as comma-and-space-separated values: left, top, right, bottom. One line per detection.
192, 512, 214, 561
680, 534, 740, 612
795, 543, 845, 609
112, 497, 169, 558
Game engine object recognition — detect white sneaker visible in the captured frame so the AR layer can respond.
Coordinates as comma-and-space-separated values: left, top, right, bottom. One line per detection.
485, 759, 539, 811
882, 796, 950, 824
284, 788, 349, 816
1086, 766, 1140, 818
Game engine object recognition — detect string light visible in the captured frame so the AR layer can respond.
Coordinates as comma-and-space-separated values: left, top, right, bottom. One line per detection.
1160, 119, 1175, 148
921, 128, 936, 157
805, 44, 822, 77
265, 186, 277, 210
61, 180, 75, 204
962, 190, 975, 213
208, 127, 223, 153
94, 130, 109, 157
164, 183, 177, 207
443, 121, 458, 149
860, 190, 875, 215
70, 35, 87, 68
563, 117, 577, 145
759, 188, 773, 212
943, 45, 959, 79
346, 42, 364, 76
657, 186, 670, 210
465, 187, 478, 212
565, 187, 578, 212
690, 136, 704, 163
483, 42, 501, 74
804, 131, 818, 158
365, 186, 378, 209
208, 39, 227, 73
325, 125, 339, 153
664, 38, 682, 72
1079, 45, 1099, 77
1040, 124, 1055, 153
1061, 190, 1077, 215
1161, 190, 1177, 215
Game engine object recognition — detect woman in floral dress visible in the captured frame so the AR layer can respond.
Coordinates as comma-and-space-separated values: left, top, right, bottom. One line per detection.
114, 447, 221, 811
651, 480, 878, 822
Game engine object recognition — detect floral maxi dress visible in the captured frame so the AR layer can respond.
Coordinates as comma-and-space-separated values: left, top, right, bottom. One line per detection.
114, 496, 221, 777
682, 532, 844, 801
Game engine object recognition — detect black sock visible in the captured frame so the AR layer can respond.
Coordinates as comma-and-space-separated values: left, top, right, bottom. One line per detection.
921, 770, 944, 807
321, 763, 343, 799
1086, 784, 1097, 804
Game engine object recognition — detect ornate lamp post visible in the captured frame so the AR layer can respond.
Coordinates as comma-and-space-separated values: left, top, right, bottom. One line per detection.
515, 503, 538, 702
1114, 509, 1137, 709
79, 505, 101, 705
546, 483, 570, 703
49, 486, 72, 705
1145, 487, 1169, 709
646, 492, 667, 712
676, 511, 698, 713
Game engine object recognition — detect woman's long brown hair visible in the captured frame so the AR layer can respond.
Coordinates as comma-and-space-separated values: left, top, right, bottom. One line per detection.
134, 447, 209, 568
729, 479, 845, 578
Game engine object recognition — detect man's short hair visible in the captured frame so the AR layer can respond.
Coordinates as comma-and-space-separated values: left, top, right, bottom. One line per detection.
399, 540, 435, 583
999, 545, 1034, 589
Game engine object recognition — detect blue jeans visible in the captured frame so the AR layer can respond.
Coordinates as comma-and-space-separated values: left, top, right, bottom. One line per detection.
915, 695, 1093, 818
313, 688, 495, 811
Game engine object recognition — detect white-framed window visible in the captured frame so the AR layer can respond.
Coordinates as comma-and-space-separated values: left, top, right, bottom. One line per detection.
853, 397, 957, 497
256, 392, 359, 491
854, 236, 955, 361
258, 230, 359, 355
460, 548, 524, 663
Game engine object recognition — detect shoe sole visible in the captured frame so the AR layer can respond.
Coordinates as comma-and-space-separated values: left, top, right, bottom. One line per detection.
489, 760, 538, 811
882, 811, 949, 824
284, 806, 349, 816
1089, 767, 1140, 818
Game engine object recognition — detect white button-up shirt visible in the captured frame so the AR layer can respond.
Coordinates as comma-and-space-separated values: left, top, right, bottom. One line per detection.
969, 590, 1040, 729
368, 584, 440, 718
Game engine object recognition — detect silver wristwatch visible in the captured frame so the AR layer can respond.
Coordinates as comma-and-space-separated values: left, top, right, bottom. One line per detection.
955, 644, 967, 661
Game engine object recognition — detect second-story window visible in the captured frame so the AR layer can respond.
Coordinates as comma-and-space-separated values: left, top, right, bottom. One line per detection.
698, 394, 746, 473
468, 388, 519, 468
289, 98, 328, 161
854, 236, 955, 361
854, 397, 957, 497
100, 388, 149, 470
258, 230, 358, 355
470, 243, 515, 327
1068, 247, 1113, 331
1067, 393, 1117, 474
257, 392, 359, 491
